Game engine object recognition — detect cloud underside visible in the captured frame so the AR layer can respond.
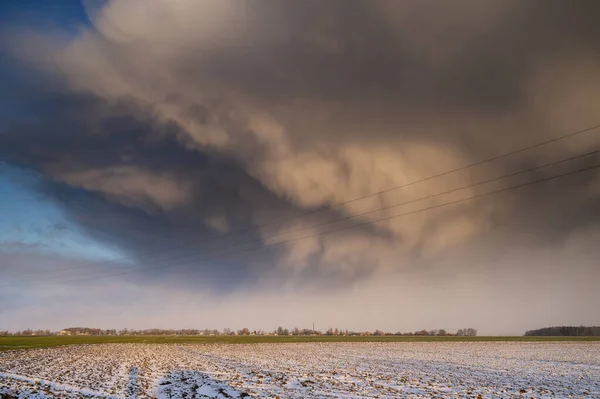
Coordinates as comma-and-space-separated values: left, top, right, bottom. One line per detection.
1, 0, 600, 298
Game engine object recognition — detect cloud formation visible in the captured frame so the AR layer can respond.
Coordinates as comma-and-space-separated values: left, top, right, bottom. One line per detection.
2, 0, 600, 332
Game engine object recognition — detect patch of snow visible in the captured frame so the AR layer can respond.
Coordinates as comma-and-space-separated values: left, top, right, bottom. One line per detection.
1, 342, 599, 398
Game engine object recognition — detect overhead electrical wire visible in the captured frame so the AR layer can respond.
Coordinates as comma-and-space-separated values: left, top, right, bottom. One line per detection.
7, 146, 600, 281
4, 152, 599, 287
4, 123, 600, 279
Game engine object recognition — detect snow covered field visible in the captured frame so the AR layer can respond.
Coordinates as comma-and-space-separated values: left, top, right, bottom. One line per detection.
0, 342, 598, 398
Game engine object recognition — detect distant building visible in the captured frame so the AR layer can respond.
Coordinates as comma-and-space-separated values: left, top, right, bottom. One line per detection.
59, 327, 92, 336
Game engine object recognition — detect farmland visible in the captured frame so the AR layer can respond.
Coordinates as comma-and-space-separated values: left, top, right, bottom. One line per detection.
1, 341, 598, 398
1, 334, 599, 352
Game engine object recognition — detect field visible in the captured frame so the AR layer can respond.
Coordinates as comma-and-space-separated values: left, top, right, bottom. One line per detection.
1, 341, 598, 398
1, 335, 599, 352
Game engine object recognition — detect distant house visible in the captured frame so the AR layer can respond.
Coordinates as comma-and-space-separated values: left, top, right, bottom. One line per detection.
59, 327, 91, 336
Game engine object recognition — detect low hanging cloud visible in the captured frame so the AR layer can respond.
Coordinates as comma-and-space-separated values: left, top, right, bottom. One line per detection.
51, 165, 193, 212
1, 0, 600, 332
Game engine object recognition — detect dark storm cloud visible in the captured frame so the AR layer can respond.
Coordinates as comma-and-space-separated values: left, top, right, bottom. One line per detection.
147, 1, 599, 122
1, 0, 600, 293
0, 93, 307, 289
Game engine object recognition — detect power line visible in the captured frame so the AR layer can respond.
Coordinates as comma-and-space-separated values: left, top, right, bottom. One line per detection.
6, 123, 600, 278
8, 146, 600, 282
4, 159, 599, 287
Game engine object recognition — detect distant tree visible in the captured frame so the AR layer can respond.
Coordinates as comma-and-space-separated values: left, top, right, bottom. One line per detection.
466, 328, 477, 336
525, 326, 600, 337
457, 328, 477, 336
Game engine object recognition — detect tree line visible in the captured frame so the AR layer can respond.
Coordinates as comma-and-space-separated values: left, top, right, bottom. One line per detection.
524, 326, 600, 336
0, 327, 477, 337
0, 329, 53, 336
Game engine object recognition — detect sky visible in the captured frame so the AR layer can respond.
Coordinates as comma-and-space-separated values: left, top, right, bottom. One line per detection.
1, 0, 600, 335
